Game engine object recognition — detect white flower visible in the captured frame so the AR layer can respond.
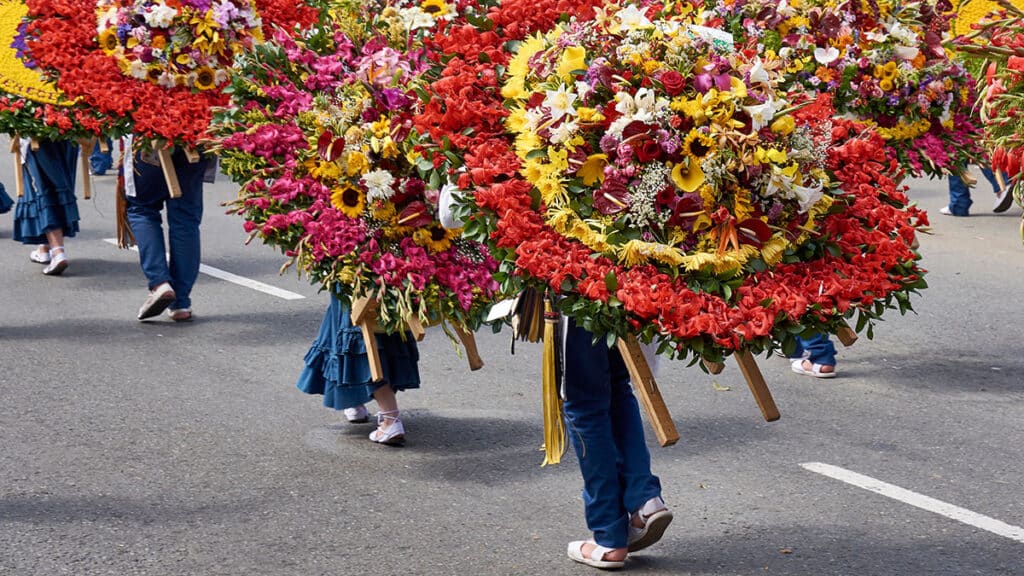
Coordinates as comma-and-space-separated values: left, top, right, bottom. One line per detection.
743, 97, 778, 131
543, 85, 578, 121
549, 119, 578, 145
894, 45, 919, 60
747, 58, 770, 87
128, 60, 148, 80
363, 169, 396, 202
144, 4, 177, 28
398, 7, 435, 30
614, 5, 653, 31
791, 181, 823, 213
813, 47, 840, 65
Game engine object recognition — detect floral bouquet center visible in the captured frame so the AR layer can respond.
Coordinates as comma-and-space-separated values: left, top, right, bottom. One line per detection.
96, 0, 263, 91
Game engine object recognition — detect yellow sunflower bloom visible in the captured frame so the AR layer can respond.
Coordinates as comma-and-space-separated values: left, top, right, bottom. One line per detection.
413, 224, 455, 252
331, 185, 366, 218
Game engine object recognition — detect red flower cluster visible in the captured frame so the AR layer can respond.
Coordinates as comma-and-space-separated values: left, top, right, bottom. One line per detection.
24, 0, 317, 147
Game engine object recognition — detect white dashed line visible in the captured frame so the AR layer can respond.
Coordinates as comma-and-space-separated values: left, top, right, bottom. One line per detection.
104, 238, 305, 300
801, 462, 1024, 543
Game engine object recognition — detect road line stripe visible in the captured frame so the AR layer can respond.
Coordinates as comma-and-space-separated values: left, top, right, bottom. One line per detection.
104, 238, 305, 300
801, 462, 1024, 543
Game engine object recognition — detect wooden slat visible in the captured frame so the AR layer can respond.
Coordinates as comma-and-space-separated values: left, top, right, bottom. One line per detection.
79, 139, 94, 200
734, 351, 780, 422
835, 321, 858, 347
350, 297, 383, 382
616, 335, 679, 447
406, 315, 426, 342
11, 138, 24, 198
157, 148, 182, 198
453, 325, 484, 371
702, 359, 725, 374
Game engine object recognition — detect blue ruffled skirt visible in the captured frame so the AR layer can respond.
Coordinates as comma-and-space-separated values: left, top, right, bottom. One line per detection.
0, 182, 12, 214
12, 140, 80, 245
296, 296, 421, 411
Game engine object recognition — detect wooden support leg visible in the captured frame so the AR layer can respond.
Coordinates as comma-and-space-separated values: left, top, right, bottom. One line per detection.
453, 325, 484, 371
157, 147, 182, 199
616, 334, 679, 447
351, 297, 384, 382
702, 359, 725, 374
835, 320, 858, 347
11, 138, 24, 198
406, 315, 426, 342
734, 351, 780, 422
79, 138, 95, 200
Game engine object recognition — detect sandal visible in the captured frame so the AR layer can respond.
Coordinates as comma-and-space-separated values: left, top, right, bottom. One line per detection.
42, 250, 68, 276
369, 410, 405, 446
628, 497, 673, 552
168, 308, 193, 322
29, 249, 50, 264
791, 358, 836, 379
343, 405, 370, 423
567, 541, 625, 570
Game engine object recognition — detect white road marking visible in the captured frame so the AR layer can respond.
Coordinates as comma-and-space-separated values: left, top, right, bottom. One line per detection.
104, 238, 305, 300
801, 462, 1024, 543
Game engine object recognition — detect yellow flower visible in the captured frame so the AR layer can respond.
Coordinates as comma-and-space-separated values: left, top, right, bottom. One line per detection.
194, 66, 217, 90
770, 115, 795, 135
671, 159, 705, 193
371, 201, 396, 221
413, 223, 455, 252
682, 129, 715, 160
421, 0, 450, 15
557, 45, 587, 81
577, 107, 605, 123
310, 160, 343, 183
331, 185, 365, 218
370, 118, 390, 139
642, 59, 662, 76
344, 151, 370, 176
502, 33, 547, 100
536, 176, 568, 206
754, 146, 787, 164
729, 76, 747, 99
578, 154, 608, 186
98, 29, 120, 54
670, 97, 706, 122
879, 78, 894, 92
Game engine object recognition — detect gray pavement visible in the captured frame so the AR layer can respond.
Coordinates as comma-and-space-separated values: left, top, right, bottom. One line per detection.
1, 147, 1023, 575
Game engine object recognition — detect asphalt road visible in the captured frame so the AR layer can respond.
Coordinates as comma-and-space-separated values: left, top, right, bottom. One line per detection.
1, 145, 1023, 576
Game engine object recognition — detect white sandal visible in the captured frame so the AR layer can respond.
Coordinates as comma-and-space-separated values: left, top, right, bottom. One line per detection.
29, 249, 50, 264
343, 405, 369, 423
567, 540, 625, 570
42, 249, 68, 276
791, 359, 836, 379
628, 496, 673, 552
369, 409, 405, 446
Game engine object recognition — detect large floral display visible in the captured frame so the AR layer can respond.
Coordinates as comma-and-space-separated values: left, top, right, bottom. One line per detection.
209, 1, 500, 332
956, 0, 1024, 216
415, 0, 927, 362
24, 0, 318, 147
0, 0, 118, 141
700, 0, 986, 179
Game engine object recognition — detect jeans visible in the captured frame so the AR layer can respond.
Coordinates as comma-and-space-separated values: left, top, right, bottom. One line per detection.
89, 139, 114, 175
563, 320, 662, 549
948, 167, 1000, 216
791, 332, 836, 366
126, 149, 207, 310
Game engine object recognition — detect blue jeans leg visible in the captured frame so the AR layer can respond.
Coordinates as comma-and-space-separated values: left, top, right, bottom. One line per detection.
796, 333, 836, 367
126, 196, 170, 291
563, 320, 662, 549
947, 174, 972, 216
166, 184, 203, 309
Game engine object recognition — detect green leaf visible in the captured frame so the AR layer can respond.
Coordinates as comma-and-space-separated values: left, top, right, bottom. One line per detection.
604, 270, 618, 292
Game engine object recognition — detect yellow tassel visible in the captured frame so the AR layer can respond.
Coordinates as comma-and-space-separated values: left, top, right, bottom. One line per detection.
541, 299, 567, 466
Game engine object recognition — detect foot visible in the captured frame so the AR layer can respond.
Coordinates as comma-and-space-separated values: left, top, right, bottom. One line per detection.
567, 540, 626, 569
42, 248, 68, 276
939, 206, 967, 217
167, 308, 193, 322
343, 405, 370, 423
138, 282, 176, 320
369, 409, 405, 446
791, 358, 836, 379
994, 186, 1014, 213
29, 247, 50, 264
628, 496, 673, 552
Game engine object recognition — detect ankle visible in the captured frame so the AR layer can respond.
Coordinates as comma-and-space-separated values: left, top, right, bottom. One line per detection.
49, 246, 65, 257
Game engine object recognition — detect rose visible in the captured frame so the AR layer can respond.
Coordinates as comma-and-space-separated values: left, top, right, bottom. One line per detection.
634, 134, 662, 162
658, 70, 685, 96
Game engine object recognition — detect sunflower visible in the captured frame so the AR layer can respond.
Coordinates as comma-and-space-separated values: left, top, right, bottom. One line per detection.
422, 0, 450, 15
193, 66, 217, 90
98, 29, 120, 54
681, 129, 715, 160
331, 185, 365, 218
413, 223, 455, 252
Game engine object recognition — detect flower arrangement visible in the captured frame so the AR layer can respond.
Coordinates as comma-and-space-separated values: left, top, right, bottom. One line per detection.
502, 6, 832, 277
209, 1, 499, 332
415, 0, 926, 361
0, 0, 121, 141
24, 0, 318, 148
95, 0, 263, 92
703, 0, 986, 179
956, 0, 1024, 214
